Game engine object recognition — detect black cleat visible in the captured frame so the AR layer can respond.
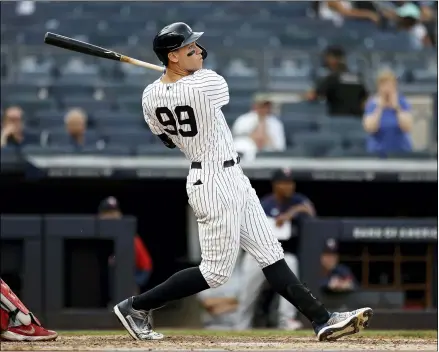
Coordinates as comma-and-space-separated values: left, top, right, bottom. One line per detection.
113, 297, 164, 341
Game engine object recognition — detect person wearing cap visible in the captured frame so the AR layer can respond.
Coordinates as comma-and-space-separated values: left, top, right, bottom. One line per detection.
396, 2, 432, 49
320, 238, 357, 293
232, 94, 286, 159
381, 2, 433, 49
98, 197, 153, 294
305, 45, 368, 117
234, 168, 315, 331
362, 69, 413, 156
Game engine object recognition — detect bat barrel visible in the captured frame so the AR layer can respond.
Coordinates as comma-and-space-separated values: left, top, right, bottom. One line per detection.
44, 32, 164, 72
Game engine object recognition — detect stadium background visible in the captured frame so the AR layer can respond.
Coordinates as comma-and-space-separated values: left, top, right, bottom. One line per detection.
0, 1, 437, 331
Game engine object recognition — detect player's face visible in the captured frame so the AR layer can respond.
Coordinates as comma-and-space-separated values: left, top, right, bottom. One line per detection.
321, 253, 338, 270
273, 180, 295, 198
174, 42, 203, 71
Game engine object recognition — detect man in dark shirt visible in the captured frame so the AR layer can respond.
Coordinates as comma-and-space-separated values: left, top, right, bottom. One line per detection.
320, 238, 357, 294
306, 46, 368, 117
234, 168, 315, 330
0, 106, 38, 148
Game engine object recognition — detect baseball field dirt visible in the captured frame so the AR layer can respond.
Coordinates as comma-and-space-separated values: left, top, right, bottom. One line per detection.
0, 330, 437, 351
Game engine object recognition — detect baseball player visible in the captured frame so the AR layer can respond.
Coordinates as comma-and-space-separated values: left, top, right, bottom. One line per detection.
1, 279, 58, 341
113, 22, 373, 342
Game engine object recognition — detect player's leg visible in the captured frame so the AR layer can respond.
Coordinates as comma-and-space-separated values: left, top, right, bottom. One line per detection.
0, 279, 57, 342
114, 168, 244, 340
233, 251, 267, 330
277, 253, 303, 330
238, 180, 372, 341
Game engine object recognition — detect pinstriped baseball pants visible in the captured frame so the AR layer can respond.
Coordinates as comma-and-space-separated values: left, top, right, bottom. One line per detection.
186, 161, 284, 288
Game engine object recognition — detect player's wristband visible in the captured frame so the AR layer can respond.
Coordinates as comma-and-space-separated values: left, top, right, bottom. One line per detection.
157, 133, 176, 149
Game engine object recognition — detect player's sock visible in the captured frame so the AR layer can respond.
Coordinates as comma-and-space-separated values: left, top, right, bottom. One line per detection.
132, 267, 209, 311
262, 259, 330, 325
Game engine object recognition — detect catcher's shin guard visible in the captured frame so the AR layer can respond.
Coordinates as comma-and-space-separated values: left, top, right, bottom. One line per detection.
0, 279, 32, 326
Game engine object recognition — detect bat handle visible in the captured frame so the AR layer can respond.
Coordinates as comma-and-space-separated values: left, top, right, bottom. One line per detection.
120, 56, 165, 72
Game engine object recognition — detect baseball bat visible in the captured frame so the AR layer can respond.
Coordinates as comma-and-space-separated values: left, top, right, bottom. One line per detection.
44, 32, 165, 72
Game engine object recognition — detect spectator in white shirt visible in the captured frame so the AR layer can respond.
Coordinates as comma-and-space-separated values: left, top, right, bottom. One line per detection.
232, 95, 286, 160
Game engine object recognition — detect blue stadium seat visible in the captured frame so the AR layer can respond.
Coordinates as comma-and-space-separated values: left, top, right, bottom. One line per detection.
3, 97, 56, 113
47, 129, 101, 146
257, 146, 308, 158
281, 102, 326, 116
137, 145, 181, 156
291, 131, 343, 157
33, 111, 65, 129
94, 116, 144, 130
317, 117, 363, 134
61, 97, 114, 112
22, 145, 76, 156
102, 128, 155, 146
80, 145, 132, 156
343, 130, 368, 149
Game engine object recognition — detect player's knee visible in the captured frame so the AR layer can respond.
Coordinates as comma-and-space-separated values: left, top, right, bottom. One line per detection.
199, 266, 232, 288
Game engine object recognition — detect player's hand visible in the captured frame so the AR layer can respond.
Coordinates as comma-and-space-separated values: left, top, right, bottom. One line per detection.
275, 214, 289, 227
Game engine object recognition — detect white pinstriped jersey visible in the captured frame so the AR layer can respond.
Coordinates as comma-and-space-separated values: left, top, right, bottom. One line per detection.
142, 69, 238, 162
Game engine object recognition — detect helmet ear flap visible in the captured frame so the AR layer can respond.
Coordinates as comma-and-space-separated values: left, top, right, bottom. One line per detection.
197, 44, 208, 60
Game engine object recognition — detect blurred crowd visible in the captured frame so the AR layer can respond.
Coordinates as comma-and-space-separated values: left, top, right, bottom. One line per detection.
1, 0, 437, 159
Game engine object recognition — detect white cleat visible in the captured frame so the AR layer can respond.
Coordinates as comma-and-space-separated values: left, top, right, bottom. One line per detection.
314, 307, 373, 342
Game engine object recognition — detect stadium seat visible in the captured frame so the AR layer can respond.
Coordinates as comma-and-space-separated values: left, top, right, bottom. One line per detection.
80, 145, 132, 156
47, 129, 101, 146
291, 131, 343, 157
22, 145, 76, 156
102, 128, 155, 147
137, 145, 181, 156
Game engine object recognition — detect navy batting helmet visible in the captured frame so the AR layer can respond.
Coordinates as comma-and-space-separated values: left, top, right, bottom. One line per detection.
153, 22, 208, 66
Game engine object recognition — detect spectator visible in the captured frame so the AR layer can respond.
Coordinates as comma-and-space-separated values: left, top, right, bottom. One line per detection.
61, 108, 97, 149
379, 2, 433, 49
197, 263, 241, 330
235, 169, 315, 331
320, 238, 357, 294
396, 3, 432, 49
232, 94, 286, 159
362, 69, 413, 155
1, 106, 38, 148
99, 197, 153, 294
305, 46, 368, 117
316, 1, 379, 26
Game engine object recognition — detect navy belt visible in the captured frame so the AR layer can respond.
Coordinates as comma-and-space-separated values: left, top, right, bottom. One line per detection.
191, 156, 240, 169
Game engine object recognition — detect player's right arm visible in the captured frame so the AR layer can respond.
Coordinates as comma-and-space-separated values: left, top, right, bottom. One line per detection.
190, 69, 230, 109
142, 92, 176, 149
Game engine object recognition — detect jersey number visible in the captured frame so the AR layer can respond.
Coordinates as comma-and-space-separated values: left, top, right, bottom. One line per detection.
155, 106, 198, 137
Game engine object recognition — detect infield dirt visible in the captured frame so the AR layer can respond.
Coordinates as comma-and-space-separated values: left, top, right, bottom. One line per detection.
0, 330, 437, 351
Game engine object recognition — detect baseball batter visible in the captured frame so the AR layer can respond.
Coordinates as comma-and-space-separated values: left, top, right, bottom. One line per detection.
114, 22, 373, 342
